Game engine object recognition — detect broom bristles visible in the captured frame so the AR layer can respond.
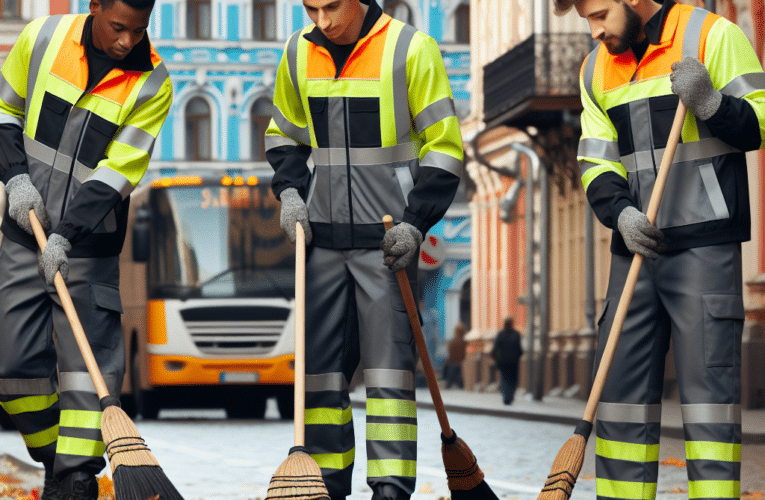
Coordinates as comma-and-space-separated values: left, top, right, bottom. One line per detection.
537, 433, 587, 500
265, 447, 329, 500
101, 405, 185, 500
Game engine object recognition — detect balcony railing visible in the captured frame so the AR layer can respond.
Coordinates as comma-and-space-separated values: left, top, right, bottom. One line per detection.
483, 33, 594, 128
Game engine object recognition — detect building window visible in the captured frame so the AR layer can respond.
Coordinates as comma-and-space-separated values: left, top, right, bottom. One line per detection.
0, 0, 20, 18
185, 97, 212, 160
455, 3, 470, 44
383, 0, 413, 25
253, 0, 276, 41
251, 99, 272, 161
187, 0, 212, 39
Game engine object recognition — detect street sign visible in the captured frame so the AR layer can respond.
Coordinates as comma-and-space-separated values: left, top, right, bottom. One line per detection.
419, 233, 446, 271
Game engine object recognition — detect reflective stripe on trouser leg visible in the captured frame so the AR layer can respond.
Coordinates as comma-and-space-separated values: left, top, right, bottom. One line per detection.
0, 382, 60, 466
594, 253, 670, 500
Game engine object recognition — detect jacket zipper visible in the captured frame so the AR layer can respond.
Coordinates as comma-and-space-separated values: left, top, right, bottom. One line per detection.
59, 86, 93, 221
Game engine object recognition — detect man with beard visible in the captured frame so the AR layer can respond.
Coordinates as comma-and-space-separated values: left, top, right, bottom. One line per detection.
553, 0, 765, 499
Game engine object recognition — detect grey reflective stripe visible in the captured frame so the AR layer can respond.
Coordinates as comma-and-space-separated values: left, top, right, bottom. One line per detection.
621, 138, 740, 172
720, 72, 765, 98
28, 15, 63, 115
364, 369, 415, 391
393, 24, 417, 143
681, 403, 741, 424
272, 104, 310, 145
413, 97, 456, 134
420, 150, 462, 177
59, 371, 96, 394
596, 402, 662, 423
0, 378, 55, 396
53, 151, 74, 174
305, 373, 348, 393
72, 161, 92, 184
583, 46, 600, 110
0, 113, 23, 127
265, 134, 298, 151
578, 138, 620, 162
134, 62, 170, 110
328, 96, 347, 149
115, 125, 154, 152
629, 99, 652, 153
59, 106, 90, 159
682, 8, 708, 59
286, 32, 301, 102
699, 162, 730, 219
580, 161, 599, 175
394, 165, 414, 205
24, 134, 56, 165
85, 166, 134, 199
0, 72, 24, 109
312, 142, 419, 166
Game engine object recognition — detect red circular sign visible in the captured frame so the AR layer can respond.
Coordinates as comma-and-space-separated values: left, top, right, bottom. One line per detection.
419, 234, 446, 270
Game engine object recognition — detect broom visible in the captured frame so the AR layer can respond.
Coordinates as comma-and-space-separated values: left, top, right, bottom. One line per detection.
265, 222, 329, 500
537, 102, 687, 500
29, 210, 184, 500
383, 215, 499, 500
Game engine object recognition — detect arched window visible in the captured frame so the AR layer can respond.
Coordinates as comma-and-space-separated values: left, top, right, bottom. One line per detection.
253, 0, 276, 41
185, 97, 212, 160
455, 3, 470, 44
187, 0, 212, 39
0, 0, 21, 18
383, 0, 413, 25
251, 99, 272, 161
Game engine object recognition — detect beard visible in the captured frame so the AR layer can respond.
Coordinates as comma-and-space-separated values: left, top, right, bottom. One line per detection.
603, 1, 644, 55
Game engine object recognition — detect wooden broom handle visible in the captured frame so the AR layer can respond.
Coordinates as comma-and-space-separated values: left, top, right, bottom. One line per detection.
29, 210, 111, 401
383, 215, 453, 438
583, 102, 687, 424
294, 222, 307, 446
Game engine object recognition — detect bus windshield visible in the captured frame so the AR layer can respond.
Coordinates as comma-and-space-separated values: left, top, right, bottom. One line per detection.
148, 184, 295, 300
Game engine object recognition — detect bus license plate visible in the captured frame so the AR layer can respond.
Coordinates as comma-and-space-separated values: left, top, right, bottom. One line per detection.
220, 372, 259, 383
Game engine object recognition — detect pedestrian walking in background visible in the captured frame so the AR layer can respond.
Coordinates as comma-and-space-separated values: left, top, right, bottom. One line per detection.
443, 322, 467, 389
0, 0, 172, 499
554, 0, 765, 497
491, 317, 523, 405
264, 0, 463, 497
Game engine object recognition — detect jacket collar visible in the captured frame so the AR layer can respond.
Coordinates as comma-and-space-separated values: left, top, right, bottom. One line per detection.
303, 0, 384, 50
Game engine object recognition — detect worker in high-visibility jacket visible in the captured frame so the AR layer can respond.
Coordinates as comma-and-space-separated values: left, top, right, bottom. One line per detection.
553, 0, 765, 498
266, 0, 463, 497
0, 0, 172, 498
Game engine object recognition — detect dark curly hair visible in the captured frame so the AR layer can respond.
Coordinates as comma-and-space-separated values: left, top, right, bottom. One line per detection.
99, 0, 155, 10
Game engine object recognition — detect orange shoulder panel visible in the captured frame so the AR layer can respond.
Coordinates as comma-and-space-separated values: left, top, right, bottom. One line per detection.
49, 15, 88, 91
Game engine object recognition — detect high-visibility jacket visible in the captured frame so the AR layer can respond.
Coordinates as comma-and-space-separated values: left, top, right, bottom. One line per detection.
0, 14, 172, 257
578, 3, 765, 255
266, 12, 464, 249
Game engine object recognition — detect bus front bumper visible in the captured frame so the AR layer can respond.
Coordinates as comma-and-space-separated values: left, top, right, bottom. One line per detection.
148, 354, 295, 386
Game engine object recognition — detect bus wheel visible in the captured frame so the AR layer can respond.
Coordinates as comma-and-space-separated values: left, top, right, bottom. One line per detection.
132, 351, 160, 420
276, 390, 294, 420
226, 395, 266, 419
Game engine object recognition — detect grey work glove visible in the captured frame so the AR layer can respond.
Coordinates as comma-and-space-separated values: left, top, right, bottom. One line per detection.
6, 173, 51, 235
617, 206, 665, 259
38, 233, 72, 285
279, 187, 312, 245
380, 222, 423, 273
670, 57, 722, 121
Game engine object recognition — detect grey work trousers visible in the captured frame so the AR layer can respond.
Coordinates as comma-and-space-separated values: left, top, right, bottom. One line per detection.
595, 243, 743, 500
0, 236, 125, 478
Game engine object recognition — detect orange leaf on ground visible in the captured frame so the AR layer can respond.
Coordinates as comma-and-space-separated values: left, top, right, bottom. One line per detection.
581, 475, 595, 480
742, 491, 765, 499
660, 457, 686, 467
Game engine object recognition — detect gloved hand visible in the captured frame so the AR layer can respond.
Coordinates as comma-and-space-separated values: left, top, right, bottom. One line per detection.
670, 57, 722, 121
279, 187, 312, 245
38, 233, 72, 284
6, 173, 51, 235
380, 222, 423, 273
617, 206, 664, 259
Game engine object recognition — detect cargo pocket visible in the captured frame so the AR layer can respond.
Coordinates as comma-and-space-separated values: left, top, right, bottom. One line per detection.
308, 97, 329, 148
36, 92, 72, 149
88, 283, 124, 350
78, 113, 119, 169
348, 98, 381, 148
702, 294, 744, 367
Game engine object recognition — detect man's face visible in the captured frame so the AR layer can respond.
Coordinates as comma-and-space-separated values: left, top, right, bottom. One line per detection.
576, 0, 643, 55
303, 0, 362, 45
90, 0, 152, 60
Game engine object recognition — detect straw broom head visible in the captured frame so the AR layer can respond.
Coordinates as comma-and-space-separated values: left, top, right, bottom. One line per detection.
441, 431, 483, 490
101, 403, 185, 500
265, 446, 330, 500
537, 420, 592, 500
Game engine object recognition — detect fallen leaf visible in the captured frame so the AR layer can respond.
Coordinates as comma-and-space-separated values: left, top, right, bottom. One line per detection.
581, 475, 595, 480
742, 491, 765, 499
669, 487, 686, 493
660, 457, 686, 467
418, 482, 435, 493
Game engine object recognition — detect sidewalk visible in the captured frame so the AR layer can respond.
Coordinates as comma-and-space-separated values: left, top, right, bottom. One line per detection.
350, 385, 765, 443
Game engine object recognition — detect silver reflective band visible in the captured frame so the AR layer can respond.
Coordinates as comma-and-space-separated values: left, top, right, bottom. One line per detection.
597, 402, 662, 423
364, 369, 415, 391
0, 378, 55, 396
85, 166, 133, 200
0, 113, 23, 128
265, 134, 299, 152
583, 46, 600, 110
682, 8, 708, 59
699, 162, 730, 220
395, 165, 414, 205
621, 138, 740, 172
681, 403, 741, 424
578, 138, 621, 162
59, 372, 97, 394
0, 72, 24, 110
272, 105, 310, 145
312, 142, 420, 166
287, 32, 301, 102
393, 24, 417, 143
579, 161, 599, 175
413, 97, 456, 134
115, 125, 155, 153
421, 150, 463, 177
305, 372, 348, 392
23, 135, 56, 165
720, 72, 765, 98
134, 62, 170, 110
